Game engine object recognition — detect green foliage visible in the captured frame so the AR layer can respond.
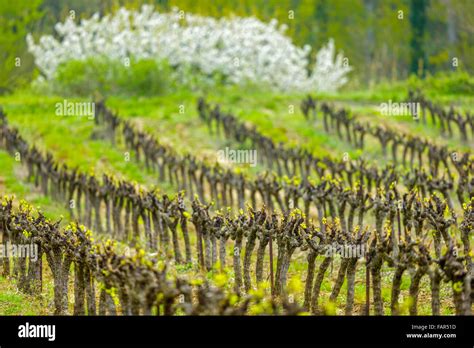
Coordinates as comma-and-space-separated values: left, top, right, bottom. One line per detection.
51, 57, 173, 97
0, 276, 50, 315
414, 71, 474, 95
0, 0, 43, 94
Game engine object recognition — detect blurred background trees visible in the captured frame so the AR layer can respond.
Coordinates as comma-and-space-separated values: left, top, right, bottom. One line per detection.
1, 0, 473, 93
0, 0, 42, 93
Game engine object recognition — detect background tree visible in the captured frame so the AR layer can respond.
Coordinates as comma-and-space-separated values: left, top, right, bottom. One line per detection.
0, 0, 42, 94
409, 0, 429, 76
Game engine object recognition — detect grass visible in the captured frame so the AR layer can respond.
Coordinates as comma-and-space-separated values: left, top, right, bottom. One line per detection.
0, 276, 51, 315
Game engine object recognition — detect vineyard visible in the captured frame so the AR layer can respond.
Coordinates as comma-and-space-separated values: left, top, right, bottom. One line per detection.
0, 2, 473, 321
0, 88, 472, 317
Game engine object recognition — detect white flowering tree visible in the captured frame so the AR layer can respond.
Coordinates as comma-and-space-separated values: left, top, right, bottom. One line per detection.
27, 5, 352, 93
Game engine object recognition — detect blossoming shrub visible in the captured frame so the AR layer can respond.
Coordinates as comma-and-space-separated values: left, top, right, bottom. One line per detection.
27, 5, 352, 93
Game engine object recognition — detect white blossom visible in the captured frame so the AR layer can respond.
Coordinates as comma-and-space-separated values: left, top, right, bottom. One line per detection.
27, 5, 352, 92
